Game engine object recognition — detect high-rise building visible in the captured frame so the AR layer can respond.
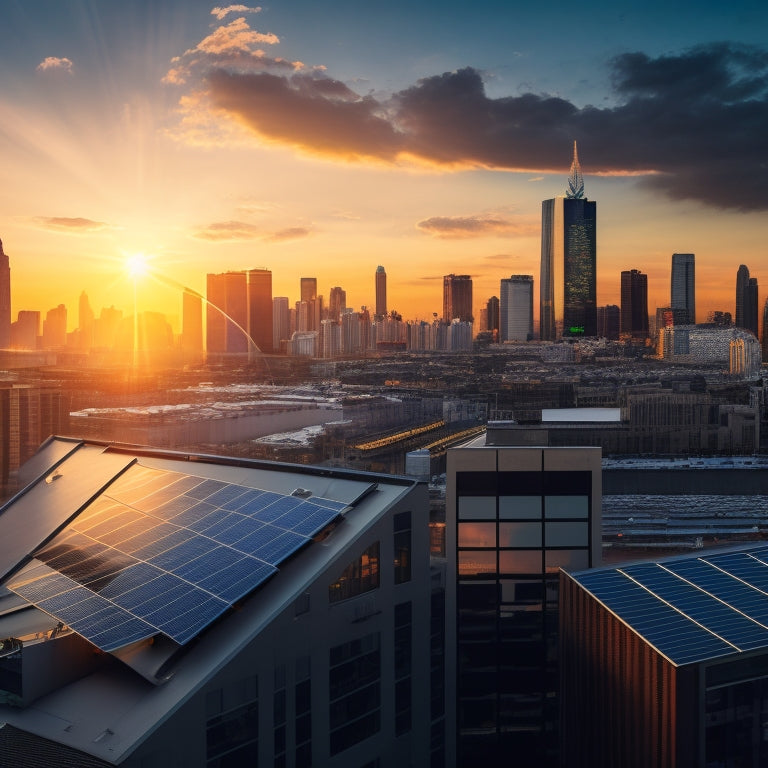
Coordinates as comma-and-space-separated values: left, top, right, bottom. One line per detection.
0, 239, 10, 349
206, 272, 248, 355
10, 311, 40, 350
272, 296, 290, 352
181, 288, 203, 359
247, 268, 273, 354
762, 297, 768, 363
540, 143, 597, 340
328, 286, 346, 321
300, 277, 317, 304
620, 269, 649, 340
597, 304, 620, 340
443, 274, 473, 323
375, 266, 387, 320
486, 296, 500, 337
500, 275, 533, 341
735, 264, 759, 337
42, 304, 67, 349
671, 253, 695, 324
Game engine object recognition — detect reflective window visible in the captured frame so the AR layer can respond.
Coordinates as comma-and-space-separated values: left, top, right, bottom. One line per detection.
458, 522, 497, 548
544, 522, 588, 547
499, 496, 541, 519
458, 550, 497, 576
499, 550, 541, 574
499, 522, 541, 548
329, 542, 379, 603
544, 495, 588, 519
458, 496, 496, 519
545, 550, 589, 572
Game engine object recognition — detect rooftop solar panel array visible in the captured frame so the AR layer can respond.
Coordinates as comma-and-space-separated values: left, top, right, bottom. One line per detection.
7, 465, 349, 652
573, 546, 768, 666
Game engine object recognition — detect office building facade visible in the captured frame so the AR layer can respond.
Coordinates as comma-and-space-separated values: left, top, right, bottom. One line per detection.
500, 275, 533, 342
0, 239, 10, 349
597, 304, 620, 340
443, 274, 473, 323
736, 264, 759, 337
620, 269, 649, 340
671, 253, 695, 325
247, 268, 273, 355
447, 444, 602, 767
540, 144, 597, 340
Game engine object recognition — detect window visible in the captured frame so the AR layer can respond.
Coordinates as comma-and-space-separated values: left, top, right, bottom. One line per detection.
206, 699, 259, 767
394, 511, 411, 584
329, 542, 380, 603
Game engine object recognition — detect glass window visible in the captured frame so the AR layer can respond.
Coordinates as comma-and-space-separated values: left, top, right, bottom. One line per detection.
500, 579, 543, 605
458, 550, 497, 576
458, 522, 496, 548
545, 549, 589, 572
544, 495, 588, 519
458, 496, 496, 519
545, 522, 588, 547
499, 522, 541, 548
499, 550, 541, 574
329, 542, 380, 603
499, 496, 541, 519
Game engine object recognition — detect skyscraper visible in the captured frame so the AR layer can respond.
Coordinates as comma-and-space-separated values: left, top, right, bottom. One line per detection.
206, 271, 248, 355
500, 275, 533, 341
272, 296, 290, 352
597, 305, 620, 340
735, 264, 759, 337
443, 274, 473, 323
486, 296, 500, 338
247, 268, 273, 354
375, 266, 387, 320
299, 277, 319, 332
620, 269, 649, 340
762, 298, 768, 363
671, 253, 696, 324
181, 288, 203, 359
540, 142, 597, 340
0, 239, 10, 349
328, 286, 346, 321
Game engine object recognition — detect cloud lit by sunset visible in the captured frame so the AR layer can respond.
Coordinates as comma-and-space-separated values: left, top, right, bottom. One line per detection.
0, 1, 766, 331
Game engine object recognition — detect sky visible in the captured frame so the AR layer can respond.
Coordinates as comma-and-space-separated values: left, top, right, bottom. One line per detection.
1, 0, 767, 332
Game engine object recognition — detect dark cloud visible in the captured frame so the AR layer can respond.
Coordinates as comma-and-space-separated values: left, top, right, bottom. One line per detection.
200, 42, 768, 211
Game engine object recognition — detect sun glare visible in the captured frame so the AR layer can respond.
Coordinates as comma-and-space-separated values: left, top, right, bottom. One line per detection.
125, 253, 151, 279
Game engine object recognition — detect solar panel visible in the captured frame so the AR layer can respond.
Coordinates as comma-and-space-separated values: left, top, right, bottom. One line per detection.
6, 464, 350, 652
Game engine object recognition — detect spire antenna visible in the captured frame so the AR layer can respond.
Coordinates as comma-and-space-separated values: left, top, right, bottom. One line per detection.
566, 140, 584, 199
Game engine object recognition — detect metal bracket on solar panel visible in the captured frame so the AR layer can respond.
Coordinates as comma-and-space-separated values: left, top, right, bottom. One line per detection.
291, 488, 312, 498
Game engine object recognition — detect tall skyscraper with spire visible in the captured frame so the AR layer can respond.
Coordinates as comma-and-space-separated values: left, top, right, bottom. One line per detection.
540, 142, 597, 340
0, 239, 10, 349
671, 253, 695, 325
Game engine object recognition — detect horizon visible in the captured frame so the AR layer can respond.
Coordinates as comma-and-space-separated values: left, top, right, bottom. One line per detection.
1, 1, 766, 332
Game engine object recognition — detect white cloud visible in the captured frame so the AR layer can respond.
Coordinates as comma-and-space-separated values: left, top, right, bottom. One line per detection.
211, 5, 262, 21
36, 57, 73, 74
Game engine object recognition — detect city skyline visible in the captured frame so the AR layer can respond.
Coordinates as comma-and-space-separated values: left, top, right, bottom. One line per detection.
1, 2, 766, 329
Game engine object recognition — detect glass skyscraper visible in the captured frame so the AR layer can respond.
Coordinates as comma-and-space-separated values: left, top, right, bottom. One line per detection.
671, 253, 696, 324
500, 275, 533, 342
540, 144, 596, 340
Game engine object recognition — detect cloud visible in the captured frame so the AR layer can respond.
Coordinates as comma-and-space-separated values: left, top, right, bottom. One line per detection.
36, 57, 73, 74
192, 220, 311, 242
170, 39, 768, 211
211, 5, 262, 21
417, 214, 538, 239
34, 216, 108, 232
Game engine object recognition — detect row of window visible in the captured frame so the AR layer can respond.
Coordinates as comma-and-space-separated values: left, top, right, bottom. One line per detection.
458, 548, 590, 576
459, 494, 589, 520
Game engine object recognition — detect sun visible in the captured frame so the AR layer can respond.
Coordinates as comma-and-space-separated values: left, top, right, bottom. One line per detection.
125, 252, 151, 279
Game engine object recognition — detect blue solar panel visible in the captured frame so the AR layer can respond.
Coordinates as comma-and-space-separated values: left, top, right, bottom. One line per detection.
6, 464, 351, 652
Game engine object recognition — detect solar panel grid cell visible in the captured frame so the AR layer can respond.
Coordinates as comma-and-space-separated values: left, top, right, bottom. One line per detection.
221, 489, 265, 512
204, 485, 250, 508
148, 495, 200, 521
184, 479, 229, 501
210, 516, 261, 547
252, 531, 307, 563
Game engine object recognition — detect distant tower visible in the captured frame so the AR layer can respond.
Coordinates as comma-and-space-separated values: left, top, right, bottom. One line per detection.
486, 296, 500, 337
540, 142, 597, 339
206, 272, 248, 356
736, 265, 759, 337
620, 269, 649, 340
500, 275, 533, 341
443, 274, 473, 323
272, 297, 290, 353
597, 305, 620, 340
247, 268, 273, 354
78, 291, 94, 351
375, 266, 387, 320
671, 253, 695, 324
328, 286, 346, 322
762, 297, 768, 363
0, 239, 10, 348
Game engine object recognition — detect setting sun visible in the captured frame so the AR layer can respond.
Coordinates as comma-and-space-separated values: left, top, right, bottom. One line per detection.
125, 253, 151, 280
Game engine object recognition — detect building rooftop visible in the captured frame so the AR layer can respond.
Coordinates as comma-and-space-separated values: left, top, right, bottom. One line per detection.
0, 436, 418, 763
568, 544, 768, 666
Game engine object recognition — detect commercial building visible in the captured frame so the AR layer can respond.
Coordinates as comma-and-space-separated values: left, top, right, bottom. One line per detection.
446, 442, 602, 767
0, 239, 10, 349
540, 143, 597, 340
736, 264, 759, 337
671, 253, 696, 325
247, 268, 273, 354
620, 269, 648, 341
375, 266, 387, 320
561, 543, 768, 767
500, 275, 533, 342
443, 275, 473, 324
597, 304, 619, 340
206, 271, 249, 357
0, 437, 443, 767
